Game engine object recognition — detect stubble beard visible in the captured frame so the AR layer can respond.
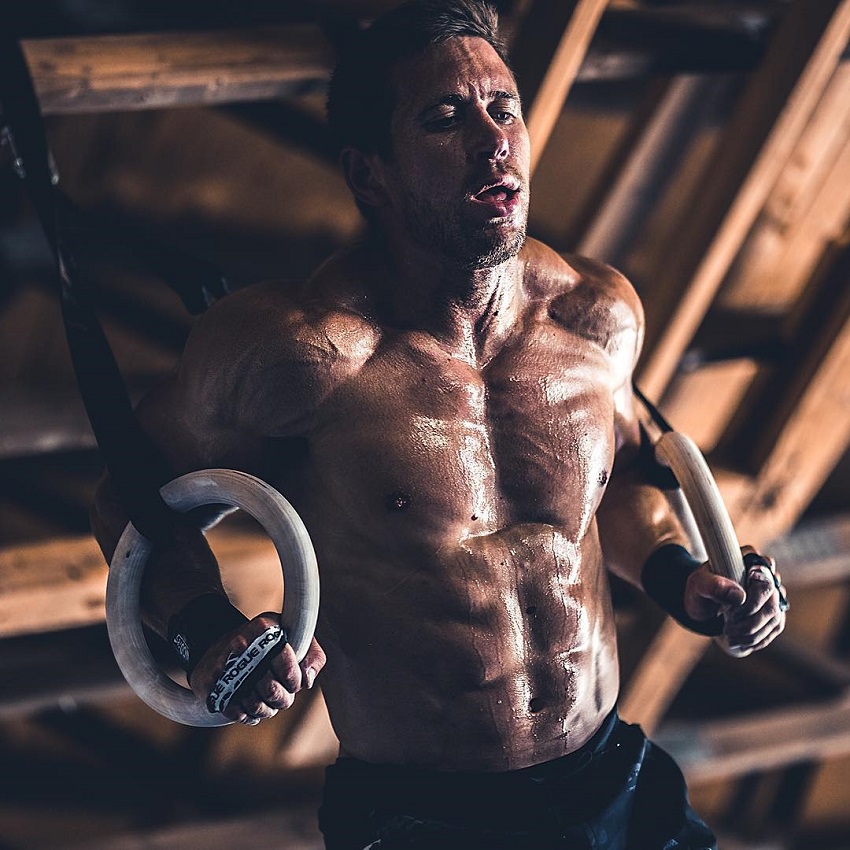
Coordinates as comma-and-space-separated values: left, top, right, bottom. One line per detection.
401, 189, 528, 271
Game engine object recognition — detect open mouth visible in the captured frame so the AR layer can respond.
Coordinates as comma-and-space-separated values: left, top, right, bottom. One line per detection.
470, 179, 521, 216
472, 180, 520, 203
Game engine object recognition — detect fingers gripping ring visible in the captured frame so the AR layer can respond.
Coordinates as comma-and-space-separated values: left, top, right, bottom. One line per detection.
106, 469, 320, 727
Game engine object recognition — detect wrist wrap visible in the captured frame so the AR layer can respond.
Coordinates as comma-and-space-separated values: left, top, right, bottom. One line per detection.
641, 544, 724, 637
167, 593, 249, 675
206, 625, 287, 715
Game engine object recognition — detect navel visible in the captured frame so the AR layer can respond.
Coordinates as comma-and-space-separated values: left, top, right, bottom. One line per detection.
386, 491, 413, 512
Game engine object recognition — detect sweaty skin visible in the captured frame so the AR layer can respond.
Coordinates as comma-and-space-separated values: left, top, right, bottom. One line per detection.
92, 35, 786, 770
137, 241, 647, 769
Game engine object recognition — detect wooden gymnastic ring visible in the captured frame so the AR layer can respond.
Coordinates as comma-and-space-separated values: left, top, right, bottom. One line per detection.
653, 431, 745, 586
106, 469, 320, 727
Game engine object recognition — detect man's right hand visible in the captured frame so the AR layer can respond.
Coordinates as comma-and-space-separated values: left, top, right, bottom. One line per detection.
188, 613, 326, 725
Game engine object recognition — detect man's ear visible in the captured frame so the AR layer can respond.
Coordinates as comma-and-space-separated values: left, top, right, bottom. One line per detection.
339, 147, 388, 210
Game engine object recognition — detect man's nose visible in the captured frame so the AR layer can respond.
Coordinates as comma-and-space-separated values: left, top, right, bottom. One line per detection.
469, 114, 509, 162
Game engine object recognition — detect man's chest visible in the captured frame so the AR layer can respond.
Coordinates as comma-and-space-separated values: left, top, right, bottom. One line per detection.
306, 324, 618, 535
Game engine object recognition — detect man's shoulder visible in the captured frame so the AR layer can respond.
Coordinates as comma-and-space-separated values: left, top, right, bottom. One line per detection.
181, 271, 380, 436
190, 273, 379, 374
522, 241, 643, 348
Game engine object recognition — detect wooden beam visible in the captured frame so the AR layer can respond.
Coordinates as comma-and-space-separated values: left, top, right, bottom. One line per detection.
0, 625, 128, 718
511, 0, 610, 175
655, 693, 850, 784
769, 514, 850, 588
525, 0, 610, 175
15, 8, 776, 117
724, 238, 850, 519
632, 67, 850, 717
619, 621, 710, 731
624, 7, 850, 727
620, 508, 850, 732
660, 358, 761, 453
0, 526, 282, 639
575, 75, 723, 266
625, 269, 850, 732
67, 806, 323, 850
764, 636, 850, 694
0, 536, 109, 638
719, 63, 850, 313
22, 25, 334, 115
639, 0, 850, 400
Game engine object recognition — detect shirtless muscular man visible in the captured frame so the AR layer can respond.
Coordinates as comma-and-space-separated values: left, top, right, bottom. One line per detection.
93, 2, 787, 847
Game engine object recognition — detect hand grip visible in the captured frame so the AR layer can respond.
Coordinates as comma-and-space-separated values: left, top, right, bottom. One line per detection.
106, 469, 320, 727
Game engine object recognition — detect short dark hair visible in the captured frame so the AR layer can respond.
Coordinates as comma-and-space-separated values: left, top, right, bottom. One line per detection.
326, 0, 509, 159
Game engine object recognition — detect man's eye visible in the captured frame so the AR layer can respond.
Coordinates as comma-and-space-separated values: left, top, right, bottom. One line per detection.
491, 98, 520, 123
424, 114, 458, 131
491, 107, 517, 124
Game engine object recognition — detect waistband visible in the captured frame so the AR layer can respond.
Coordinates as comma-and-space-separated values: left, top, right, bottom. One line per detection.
329, 705, 621, 793
322, 707, 630, 833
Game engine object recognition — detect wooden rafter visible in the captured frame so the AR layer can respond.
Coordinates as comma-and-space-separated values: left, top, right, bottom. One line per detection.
720, 63, 850, 313
511, 0, 610, 175
22, 25, 334, 115
624, 254, 850, 732
765, 637, 850, 695
769, 514, 850, 588
0, 527, 281, 639
0, 536, 109, 638
619, 3, 850, 739
0, 625, 127, 718
655, 693, 850, 784
14, 5, 778, 118
732, 262, 850, 544
656, 62, 850, 458
639, 0, 850, 400
619, 623, 710, 731
574, 74, 721, 265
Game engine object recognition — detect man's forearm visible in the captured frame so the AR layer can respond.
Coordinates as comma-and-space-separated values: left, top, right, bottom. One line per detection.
91, 475, 227, 635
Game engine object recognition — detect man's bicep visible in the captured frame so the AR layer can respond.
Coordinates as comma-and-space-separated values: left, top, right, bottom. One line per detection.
135, 376, 238, 474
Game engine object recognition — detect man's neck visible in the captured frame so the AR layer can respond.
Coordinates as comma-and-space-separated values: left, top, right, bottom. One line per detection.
374, 235, 525, 369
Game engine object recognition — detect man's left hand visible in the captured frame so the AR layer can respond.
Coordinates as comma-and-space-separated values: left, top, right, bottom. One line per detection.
683, 546, 788, 656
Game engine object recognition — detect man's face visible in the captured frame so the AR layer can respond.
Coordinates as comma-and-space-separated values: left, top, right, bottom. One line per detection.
380, 36, 531, 270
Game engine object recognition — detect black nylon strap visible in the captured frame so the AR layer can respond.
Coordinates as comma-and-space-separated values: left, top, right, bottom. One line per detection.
0, 36, 177, 542
633, 382, 681, 491
632, 382, 675, 434
54, 190, 230, 316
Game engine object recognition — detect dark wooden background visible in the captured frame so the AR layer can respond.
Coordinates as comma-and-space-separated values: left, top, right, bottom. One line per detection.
2, 2, 850, 847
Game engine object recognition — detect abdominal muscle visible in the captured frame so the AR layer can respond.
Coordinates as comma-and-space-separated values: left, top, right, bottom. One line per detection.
314, 520, 621, 772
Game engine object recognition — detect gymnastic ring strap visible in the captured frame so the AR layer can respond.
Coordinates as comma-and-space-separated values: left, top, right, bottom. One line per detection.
0, 35, 180, 541
106, 469, 320, 727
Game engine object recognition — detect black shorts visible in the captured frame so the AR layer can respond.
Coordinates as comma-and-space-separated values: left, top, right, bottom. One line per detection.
318, 709, 716, 850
